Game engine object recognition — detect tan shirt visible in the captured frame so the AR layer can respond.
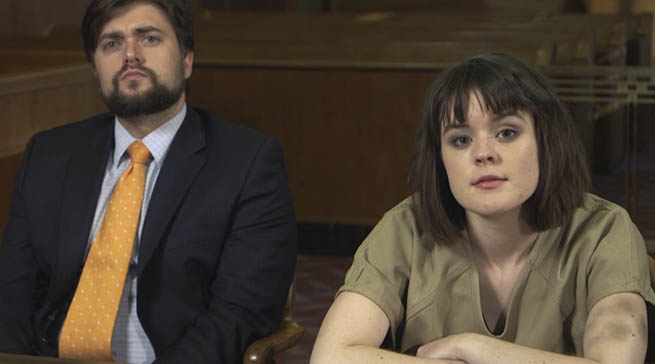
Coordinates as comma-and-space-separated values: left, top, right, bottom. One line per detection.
338, 193, 655, 355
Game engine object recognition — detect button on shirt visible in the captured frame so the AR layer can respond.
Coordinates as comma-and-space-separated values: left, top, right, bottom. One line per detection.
82, 105, 186, 364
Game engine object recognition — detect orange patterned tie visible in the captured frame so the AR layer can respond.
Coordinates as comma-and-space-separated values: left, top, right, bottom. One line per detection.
59, 141, 151, 361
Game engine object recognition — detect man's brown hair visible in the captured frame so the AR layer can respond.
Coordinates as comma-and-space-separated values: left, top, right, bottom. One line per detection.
81, 0, 194, 63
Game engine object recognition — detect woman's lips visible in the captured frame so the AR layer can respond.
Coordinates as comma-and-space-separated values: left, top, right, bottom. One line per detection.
473, 175, 507, 189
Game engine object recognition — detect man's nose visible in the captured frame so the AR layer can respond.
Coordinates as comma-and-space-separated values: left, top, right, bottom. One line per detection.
123, 40, 142, 65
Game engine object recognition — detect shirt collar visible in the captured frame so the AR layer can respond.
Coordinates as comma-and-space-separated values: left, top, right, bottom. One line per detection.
112, 104, 187, 167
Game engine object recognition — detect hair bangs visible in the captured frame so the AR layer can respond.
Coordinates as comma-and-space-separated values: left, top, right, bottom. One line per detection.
435, 56, 536, 133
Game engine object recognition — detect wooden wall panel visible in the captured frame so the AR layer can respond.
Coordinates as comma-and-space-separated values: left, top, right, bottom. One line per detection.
190, 67, 435, 224
203, 0, 292, 11
586, 0, 655, 14
0, 65, 106, 157
329, 0, 583, 14
0, 0, 12, 36
2, 0, 90, 36
0, 0, 204, 37
0, 65, 107, 232
0, 153, 22, 237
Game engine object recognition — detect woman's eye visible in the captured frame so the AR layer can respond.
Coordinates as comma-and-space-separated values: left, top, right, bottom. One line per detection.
497, 129, 517, 139
452, 136, 471, 147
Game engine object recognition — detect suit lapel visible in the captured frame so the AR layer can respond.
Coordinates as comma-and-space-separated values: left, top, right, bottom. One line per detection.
53, 118, 114, 299
136, 108, 207, 275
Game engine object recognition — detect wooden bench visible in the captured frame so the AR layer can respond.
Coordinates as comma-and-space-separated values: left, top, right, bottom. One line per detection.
12, 11, 649, 69
327, 0, 578, 14
185, 12, 647, 223
0, 62, 106, 232
193, 11, 650, 66
0, 11, 650, 226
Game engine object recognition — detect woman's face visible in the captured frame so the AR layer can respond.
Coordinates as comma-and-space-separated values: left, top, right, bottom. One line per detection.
440, 95, 540, 220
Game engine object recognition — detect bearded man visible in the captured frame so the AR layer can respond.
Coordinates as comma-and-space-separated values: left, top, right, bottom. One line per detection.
0, 1, 297, 363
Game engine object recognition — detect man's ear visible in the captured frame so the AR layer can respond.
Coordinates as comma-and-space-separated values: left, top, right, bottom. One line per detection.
183, 50, 194, 79
90, 62, 98, 79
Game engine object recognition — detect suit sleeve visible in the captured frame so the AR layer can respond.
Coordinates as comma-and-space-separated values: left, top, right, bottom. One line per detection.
0, 137, 43, 354
155, 137, 297, 364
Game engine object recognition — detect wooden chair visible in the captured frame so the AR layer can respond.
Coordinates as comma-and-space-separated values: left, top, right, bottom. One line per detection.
649, 255, 655, 291
646, 240, 655, 289
646, 241, 655, 363
243, 282, 304, 364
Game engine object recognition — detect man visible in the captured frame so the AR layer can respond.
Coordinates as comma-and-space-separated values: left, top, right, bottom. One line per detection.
0, 0, 297, 363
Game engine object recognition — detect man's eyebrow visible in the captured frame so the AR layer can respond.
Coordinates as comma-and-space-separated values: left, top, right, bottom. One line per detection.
98, 30, 124, 43
132, 26, 163, 35
97, 26, 163, 43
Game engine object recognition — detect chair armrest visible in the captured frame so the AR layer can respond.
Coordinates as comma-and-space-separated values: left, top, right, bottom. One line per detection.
243, 316, 305, 364
648, 255, 655, 291
645, 239, 655, 257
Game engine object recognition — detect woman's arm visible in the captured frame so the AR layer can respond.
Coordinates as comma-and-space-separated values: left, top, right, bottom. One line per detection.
416, 292, 648, 364
310, 291, 464, 364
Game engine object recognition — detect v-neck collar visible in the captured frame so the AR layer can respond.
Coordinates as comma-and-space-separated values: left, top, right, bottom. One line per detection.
463, 230, 546, 337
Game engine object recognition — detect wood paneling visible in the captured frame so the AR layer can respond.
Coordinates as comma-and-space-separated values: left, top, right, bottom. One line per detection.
0, 154, 22, 235
0, 0, 206, 37
329, 0, 584, 14
1, 0, 90, 36
0, 64, 106, 232
203, 0, 292, 11
0, 65, 106, 158
586, 0, 655, 14
0, 0, 12, 36
184, 11, 644, 222
0, 9, 646, 224
190, 67, 432, 224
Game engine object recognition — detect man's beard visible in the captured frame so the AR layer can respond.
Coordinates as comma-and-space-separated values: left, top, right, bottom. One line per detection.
102, 64, 185, 118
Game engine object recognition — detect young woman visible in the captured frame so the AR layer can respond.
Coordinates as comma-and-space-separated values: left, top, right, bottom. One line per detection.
310, 53, 654, 364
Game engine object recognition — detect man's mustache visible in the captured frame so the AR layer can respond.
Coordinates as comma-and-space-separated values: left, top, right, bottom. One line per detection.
112, 64, 158, 84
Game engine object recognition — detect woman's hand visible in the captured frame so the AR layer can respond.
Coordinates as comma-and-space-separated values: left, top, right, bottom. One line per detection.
417, 333, 470, 361
311, 291, 468, 364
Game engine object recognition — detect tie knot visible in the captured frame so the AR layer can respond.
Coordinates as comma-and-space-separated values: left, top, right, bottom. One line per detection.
127, 141, 151, 164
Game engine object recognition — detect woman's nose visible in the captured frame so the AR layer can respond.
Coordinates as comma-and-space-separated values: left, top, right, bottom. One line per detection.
473, 139, 499, 164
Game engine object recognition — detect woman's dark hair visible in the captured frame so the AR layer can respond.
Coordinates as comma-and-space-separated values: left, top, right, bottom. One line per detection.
409, 52, 590, 245
81, 0, 194, 63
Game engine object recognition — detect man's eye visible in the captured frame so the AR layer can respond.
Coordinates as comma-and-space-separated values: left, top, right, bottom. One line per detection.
104, 40, 118, 49
144, 35, 159, 44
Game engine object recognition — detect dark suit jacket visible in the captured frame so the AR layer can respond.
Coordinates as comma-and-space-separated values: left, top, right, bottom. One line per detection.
0, 107, 297, 363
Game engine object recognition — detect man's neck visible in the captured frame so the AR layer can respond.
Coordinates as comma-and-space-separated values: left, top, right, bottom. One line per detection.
117, 96, 185, 139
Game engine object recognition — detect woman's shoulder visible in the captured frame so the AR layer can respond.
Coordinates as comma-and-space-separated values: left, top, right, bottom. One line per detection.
367, 197, 420, 239
355, 196, 451, 264
566, 193, 634, 232
538, 193, 644, 267
384, 196, 417, 218
359, 197, 465, 267
361, 197, 417, 246
579, 192, 628, 215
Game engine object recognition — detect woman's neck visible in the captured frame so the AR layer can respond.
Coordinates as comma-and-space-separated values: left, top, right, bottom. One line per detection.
466, 209, 538, 268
